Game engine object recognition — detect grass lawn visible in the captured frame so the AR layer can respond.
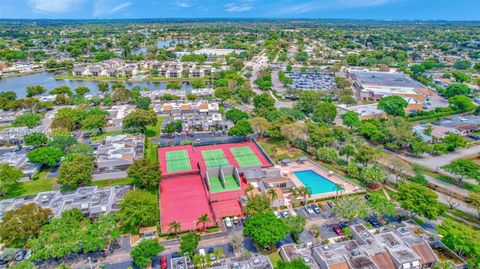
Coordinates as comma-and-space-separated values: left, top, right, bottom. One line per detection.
0, 125, 12, 131
145, 117, 164, 139
90, 130, 125, 142
421, 167, 480, 193
145, 141, 158, 162
266, 251, 283, 267
54, 74, 128, 82
91, 178, 133, 188
5, 178, 57, 199
257, 137, 305, 163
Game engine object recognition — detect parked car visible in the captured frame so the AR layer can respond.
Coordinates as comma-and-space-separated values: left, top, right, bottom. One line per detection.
327, 201, 334, 208
339, 221, 348, 229
171, 252, 180, 258
274, 211, 282, 218
365, 216, 383, 228
0, 256, 9, 266
332, 224, 344, 236
281, 210, 290, 218
15, 250, 26, 262
304, 205, 314, 214
233, 217, 239, 224
364, 194, 371, 201
161, 256, 168, 269
311, 204, 322, 214
198, 248, 206, 256
24, 250, 32, 260
224, 217, 233, 228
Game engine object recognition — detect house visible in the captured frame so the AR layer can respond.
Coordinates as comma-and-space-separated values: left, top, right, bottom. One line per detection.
338, 104, 388, 120
347, 69, 429, 111
105, 105, 136, 131
0, 126, 46, 145
0, 110, 24, 126
0, 185, 132, 220
93, 134, 144, 180
436, 115, 480, 135
0, 147, 41, 178
413, 124, 461, 142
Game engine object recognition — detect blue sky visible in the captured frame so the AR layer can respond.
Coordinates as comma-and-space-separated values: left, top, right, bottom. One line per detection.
0, 0, 479, 20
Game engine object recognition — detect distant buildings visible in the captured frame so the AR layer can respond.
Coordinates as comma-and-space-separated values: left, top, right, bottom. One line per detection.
0, 110, 24, 127
72, 59, 138, 78
0, 126, 46, 146
338, 104, 388, 121
347, 69, 430, 113
141, 88, 215, 100
0, 147, 41, 178
105, 104, 136, 132
0, 185, 132, 220
93, 134, 144, 180
280, 223, 441, 269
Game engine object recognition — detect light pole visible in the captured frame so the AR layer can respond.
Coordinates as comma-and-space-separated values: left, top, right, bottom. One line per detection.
88, 257, 93, 269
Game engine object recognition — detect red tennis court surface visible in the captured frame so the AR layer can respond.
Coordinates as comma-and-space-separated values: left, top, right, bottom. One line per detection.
195, 141, 271, 173
158, 145, 199, 177
160, 175, 214, 232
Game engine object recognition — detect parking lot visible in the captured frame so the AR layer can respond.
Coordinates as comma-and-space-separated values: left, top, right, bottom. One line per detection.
286, 70, 336, 91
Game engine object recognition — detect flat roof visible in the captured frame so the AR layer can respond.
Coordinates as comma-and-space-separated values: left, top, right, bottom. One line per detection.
350, 70, 425, 89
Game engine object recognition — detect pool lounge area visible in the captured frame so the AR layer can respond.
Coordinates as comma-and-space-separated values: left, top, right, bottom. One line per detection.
293, 170, 344, 195
282, 159, 363, 199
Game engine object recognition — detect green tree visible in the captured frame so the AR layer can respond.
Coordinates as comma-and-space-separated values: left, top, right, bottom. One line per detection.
250, 117, 271, 136
444, 84, 471, 98
277, 259, 310, 269
48, 135, 77, 153
316, 147, 339, 164
58, 155, 93, 188
442, 159, 480, 183
284, 215, 307, 243
225, 108, 249, 123
23, 132, 48, 147
345, 54, 360, 66
97, 82, 109, 93
131, 239, 165, 269
168, 220, 182, 236
437, 220, 480, 265
123, 109, 157, 133
9, 261, 35, 269
12, 113, 42, 128
191, 79, 206, 89
448, 95, 476, 112
228, 119, 254, 137
361, 166, 385, 187
468, 192, 480, 219
295, 90, 323, 115
128, 159, 161, 189
396, 181, 444, 219
253, 93, 276, 117
197, 214, 211, 231
367, 193, 396, 217
244, 194, 271, 216
312, 102, 337, 123
331, 196, 369, 221
451, 71, 470, 83
441, 133, 467, 151
81, 114, 107, 133
243, 213, 289, 249
180, 232, 201, 258
118, 190, 159, 231
74, 86, 90, 96
355, 145, 379, 166
0, 164, 23, 196
27, 147, 63, 167
339, 144, 356, 162
411, 140, 432, 156
342, 111, 361, 129
0, 203, 52, 247
214, 87, 233, 103
26, 85, 46, 97
378, 96, 408, 117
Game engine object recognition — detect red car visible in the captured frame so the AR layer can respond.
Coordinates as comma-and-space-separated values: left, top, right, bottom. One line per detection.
332, 224, 344, 236
161, 256, 168, 269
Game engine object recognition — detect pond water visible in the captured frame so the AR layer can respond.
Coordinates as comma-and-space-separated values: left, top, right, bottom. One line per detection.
0, 71, 193, 98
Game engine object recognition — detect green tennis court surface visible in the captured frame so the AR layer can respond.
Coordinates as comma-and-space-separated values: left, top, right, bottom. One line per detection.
166, 150, 191, 173
208, 177, 224, 193
230, 146, 261, 167
201, 149, 229, 168
208, 175, 240, 193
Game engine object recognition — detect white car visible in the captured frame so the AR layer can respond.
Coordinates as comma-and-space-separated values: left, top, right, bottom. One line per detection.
273, 211, 282, 218
304, 205, 315, 215
224, 217, 233, 228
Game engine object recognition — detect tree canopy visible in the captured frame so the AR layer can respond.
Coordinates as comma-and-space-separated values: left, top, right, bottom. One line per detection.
118, 190, 159, 231
0, 164, 23, 196
128, 159, 161, 189
396, 181, 444, 219
58, 154, 93, 188
131, 239, 165, 269
27, 147, 63, 167
378, 96, 408, 117
243, 213, 289, 248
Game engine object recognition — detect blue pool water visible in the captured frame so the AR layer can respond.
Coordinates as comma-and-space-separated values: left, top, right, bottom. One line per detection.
293, 170, 344, 195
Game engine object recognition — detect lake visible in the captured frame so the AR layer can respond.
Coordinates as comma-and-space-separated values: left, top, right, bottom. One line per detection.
0, 71, 193, 98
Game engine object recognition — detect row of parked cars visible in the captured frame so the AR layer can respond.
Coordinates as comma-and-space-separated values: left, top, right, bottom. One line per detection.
304, 204, 322, 215
273, 209, 296, 218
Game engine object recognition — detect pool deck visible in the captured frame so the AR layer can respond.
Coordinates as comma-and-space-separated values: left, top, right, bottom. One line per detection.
281, 160, 364, 200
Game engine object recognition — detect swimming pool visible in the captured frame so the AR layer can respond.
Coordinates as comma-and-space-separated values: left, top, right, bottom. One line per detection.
293, 170, 344, 195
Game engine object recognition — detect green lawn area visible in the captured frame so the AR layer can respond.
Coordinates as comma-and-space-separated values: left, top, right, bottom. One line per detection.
145, 141, 158, 162
146, 117, 164, 138
0, 125, 12, 131
91, 178, 133, 188
90, 130, 125, 142
54, 74, 128, 82
6, 178, 57, 198
266, 251, 283, 267
257, 137, 305, 163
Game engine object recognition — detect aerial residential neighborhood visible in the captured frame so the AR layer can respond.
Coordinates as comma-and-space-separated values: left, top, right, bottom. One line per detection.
0, 2, 479, 269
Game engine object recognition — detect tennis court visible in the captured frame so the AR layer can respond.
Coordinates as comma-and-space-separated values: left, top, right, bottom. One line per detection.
230, 146, 261, 167
201, 149, 230, 168
208, 175, 240, 193
165, 150, 191, 173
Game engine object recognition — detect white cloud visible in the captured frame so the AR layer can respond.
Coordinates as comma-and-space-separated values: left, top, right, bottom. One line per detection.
176, 1, 191, 8
275, 0, 398, 15
225, 3, 253, 12
29, 0, 86, 13
94, 1, 132, 16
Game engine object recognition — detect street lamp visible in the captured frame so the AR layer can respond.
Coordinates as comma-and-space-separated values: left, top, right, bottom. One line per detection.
88, 257, 93, 269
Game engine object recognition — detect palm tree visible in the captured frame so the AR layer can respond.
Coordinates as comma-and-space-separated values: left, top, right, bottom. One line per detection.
335, 183, 343, 200
298, 186, 311, 205
267, 188, 278, 207
197, 214, 211, 231
290, 188, 300, 207
213, 248, 225, 262
168, 220, 182, 237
